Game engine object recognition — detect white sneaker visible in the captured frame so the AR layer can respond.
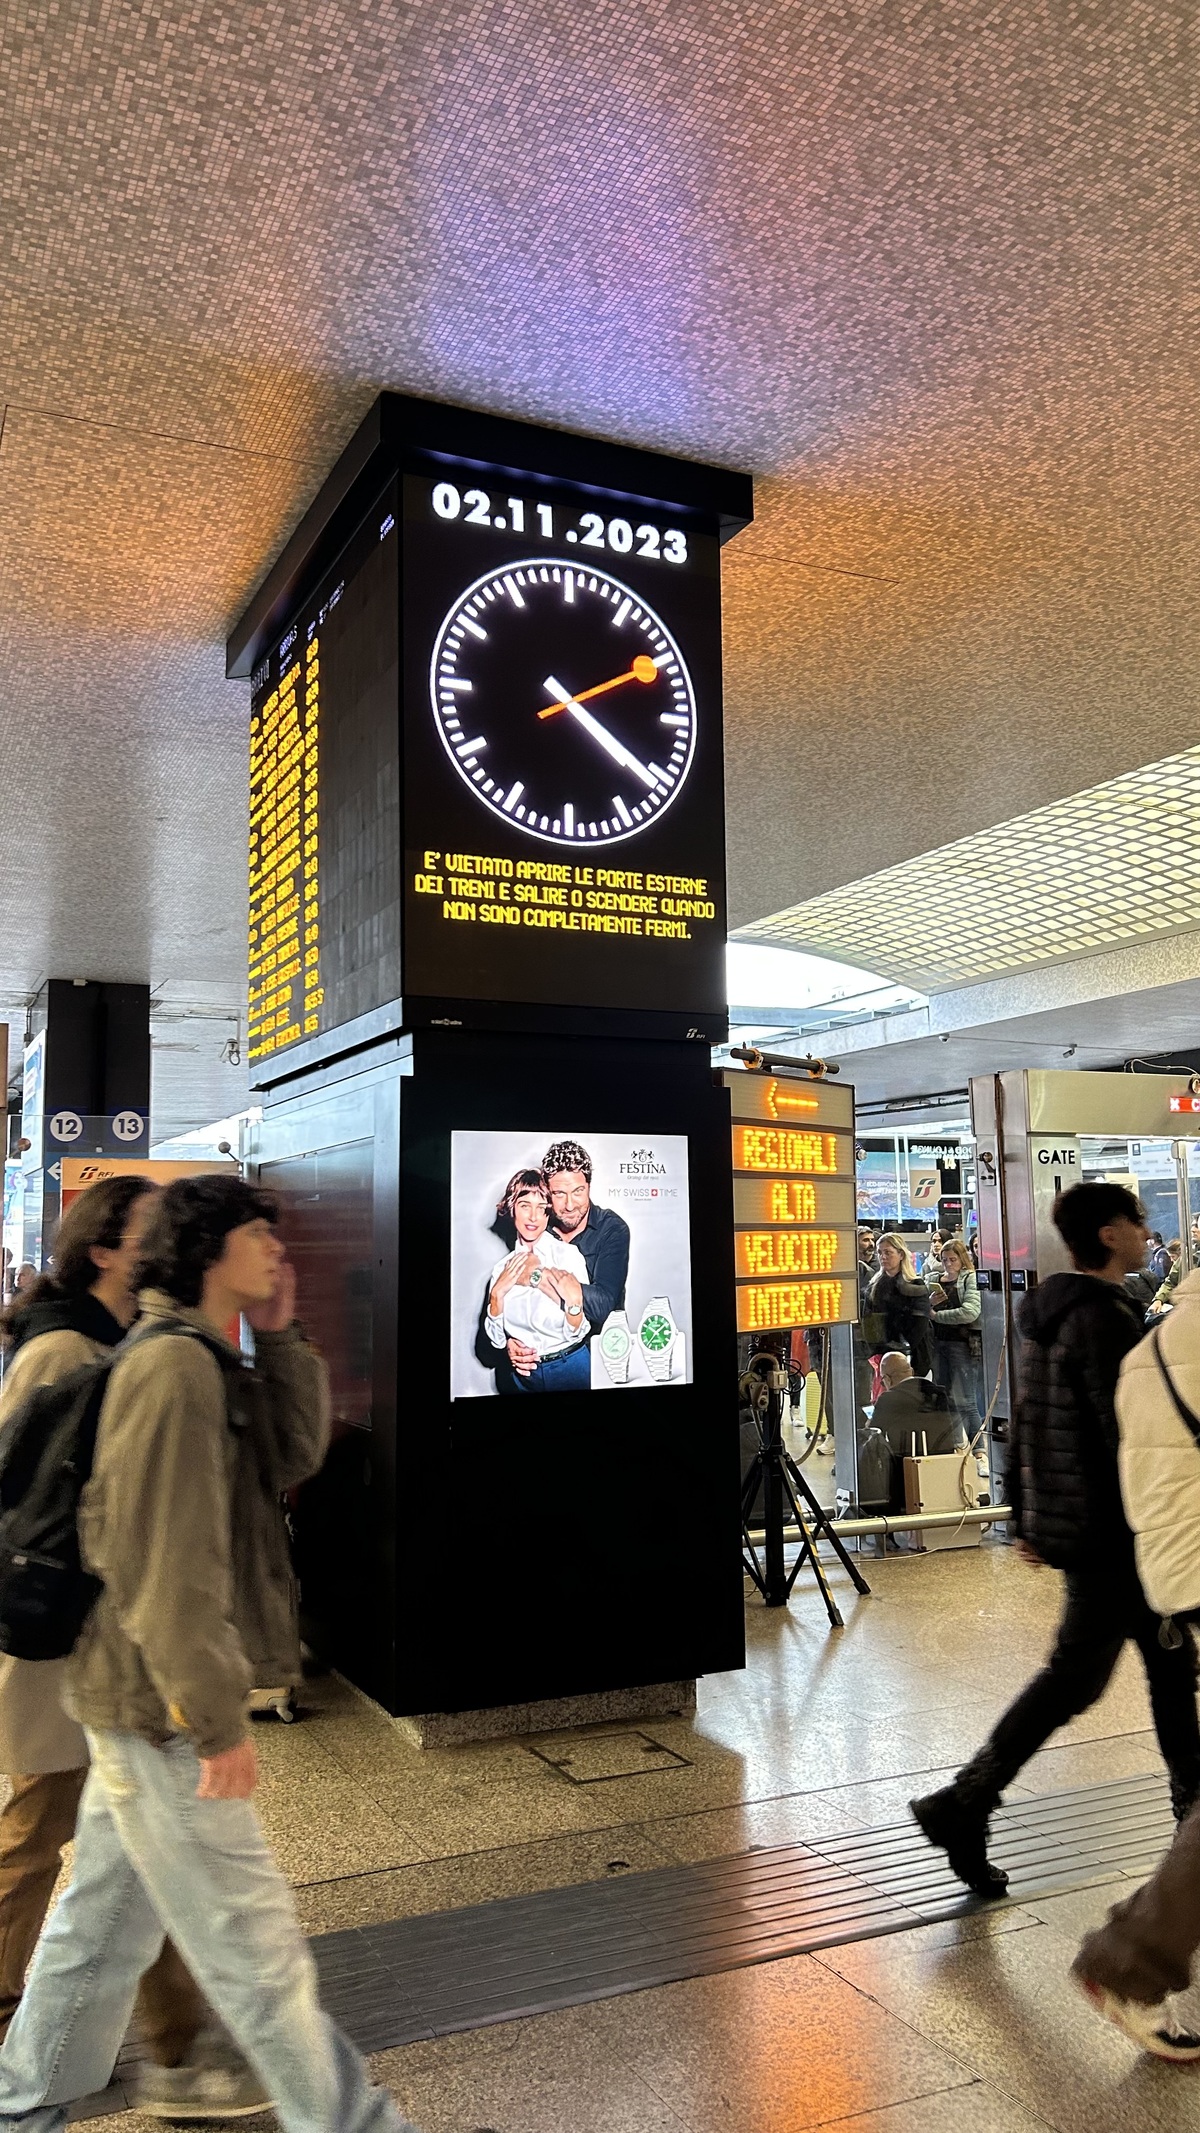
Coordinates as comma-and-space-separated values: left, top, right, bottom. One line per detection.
1076, 1975, 1200, 2062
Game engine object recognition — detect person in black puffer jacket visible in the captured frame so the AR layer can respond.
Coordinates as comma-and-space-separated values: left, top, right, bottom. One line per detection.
909, 1181, 1200, 1901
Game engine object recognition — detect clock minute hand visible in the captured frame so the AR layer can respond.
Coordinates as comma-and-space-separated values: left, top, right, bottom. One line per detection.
541, 675, 661, 791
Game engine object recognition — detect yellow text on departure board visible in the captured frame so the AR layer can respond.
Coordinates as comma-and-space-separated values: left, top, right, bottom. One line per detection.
731, 1126, 848, 1175
735, 1230, 842, 1280
248, 636, 322, 1062
736, 1281, 846, 1333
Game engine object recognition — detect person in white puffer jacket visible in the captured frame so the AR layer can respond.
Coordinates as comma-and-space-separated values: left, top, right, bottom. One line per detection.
1116, 1268, 1200, 1619
1074, 1265, 1200, 2059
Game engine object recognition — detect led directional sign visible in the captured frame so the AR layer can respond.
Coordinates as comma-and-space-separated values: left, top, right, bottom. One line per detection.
724, 1071, 859, 1333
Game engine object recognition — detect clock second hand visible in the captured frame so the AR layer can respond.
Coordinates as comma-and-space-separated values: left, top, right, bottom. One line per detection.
537, 655, 658, 718
541, 675, 661, 790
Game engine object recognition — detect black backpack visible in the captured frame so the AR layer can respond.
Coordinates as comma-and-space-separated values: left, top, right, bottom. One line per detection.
0, 1322, 230, 1662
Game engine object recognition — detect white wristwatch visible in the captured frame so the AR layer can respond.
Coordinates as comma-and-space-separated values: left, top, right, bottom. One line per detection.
637, 1296, 679, 1382
597, 1311, 633, 1384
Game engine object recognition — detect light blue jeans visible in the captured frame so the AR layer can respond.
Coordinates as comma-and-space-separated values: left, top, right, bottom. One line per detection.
0, 1729, 414, 2133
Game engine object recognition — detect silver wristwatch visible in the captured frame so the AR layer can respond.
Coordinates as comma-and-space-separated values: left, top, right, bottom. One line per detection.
637, 1296, 679, 1382
597, 1311, 633, 1385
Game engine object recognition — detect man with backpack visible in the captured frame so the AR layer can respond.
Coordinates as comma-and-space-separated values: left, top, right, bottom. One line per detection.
0, 1175, 241, 2117
910, 1182, 1200, 1906
0, 1174, 417, 2133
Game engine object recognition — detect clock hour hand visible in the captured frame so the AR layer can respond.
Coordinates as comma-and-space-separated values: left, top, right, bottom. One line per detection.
541, 676, 661, 790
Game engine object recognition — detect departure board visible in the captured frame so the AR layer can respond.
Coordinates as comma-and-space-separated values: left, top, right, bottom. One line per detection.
247, 485, 400, 1070
248, 639, 321, 1061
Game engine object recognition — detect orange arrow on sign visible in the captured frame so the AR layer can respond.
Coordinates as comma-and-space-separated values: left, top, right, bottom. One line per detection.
766, 1078, 820, 1120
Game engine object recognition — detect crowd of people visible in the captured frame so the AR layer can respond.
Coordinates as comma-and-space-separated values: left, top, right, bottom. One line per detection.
2, 1169, 1200, 2113
852, 1222, 984, 1519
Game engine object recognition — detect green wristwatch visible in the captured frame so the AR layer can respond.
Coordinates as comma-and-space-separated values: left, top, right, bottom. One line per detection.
637, 1296, 679, 1382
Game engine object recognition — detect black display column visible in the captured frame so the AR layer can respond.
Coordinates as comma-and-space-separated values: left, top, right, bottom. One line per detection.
231, 393, 752, 1733
20, 979, 151, 1261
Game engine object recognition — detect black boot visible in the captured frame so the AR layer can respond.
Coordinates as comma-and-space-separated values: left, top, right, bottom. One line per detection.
1170, 1772, 1200, 1826
910, 1781, 1010, 1899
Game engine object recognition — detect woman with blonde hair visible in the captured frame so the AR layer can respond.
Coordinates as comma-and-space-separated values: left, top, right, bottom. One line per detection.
865, 1233, 932, 1377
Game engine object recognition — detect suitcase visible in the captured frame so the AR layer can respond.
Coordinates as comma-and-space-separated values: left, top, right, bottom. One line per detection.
903, 1441, 982, 1551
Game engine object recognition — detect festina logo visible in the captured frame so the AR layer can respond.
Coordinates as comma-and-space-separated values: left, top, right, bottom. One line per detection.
620, 1147, 666, 1176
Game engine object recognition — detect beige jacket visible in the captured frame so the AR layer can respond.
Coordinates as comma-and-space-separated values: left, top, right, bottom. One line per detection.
66, 1292, 330, 1759
0, 1330, 99, 1773
1117, 1269, 1200, 1617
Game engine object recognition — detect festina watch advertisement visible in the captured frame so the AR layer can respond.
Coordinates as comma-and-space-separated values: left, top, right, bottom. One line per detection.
449, 1129, 691, 1397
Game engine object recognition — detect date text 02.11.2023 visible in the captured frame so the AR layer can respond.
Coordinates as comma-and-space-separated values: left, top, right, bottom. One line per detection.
428, 481, 689, 566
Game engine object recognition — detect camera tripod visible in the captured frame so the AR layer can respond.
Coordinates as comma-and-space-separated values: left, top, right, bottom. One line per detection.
741, 1358, 871, 1627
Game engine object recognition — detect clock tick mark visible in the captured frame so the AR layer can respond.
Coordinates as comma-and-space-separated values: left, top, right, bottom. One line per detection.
460, 617, 488, 641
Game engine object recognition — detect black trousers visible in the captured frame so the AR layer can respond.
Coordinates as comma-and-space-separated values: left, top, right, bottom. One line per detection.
960, 1563, 1200, 1810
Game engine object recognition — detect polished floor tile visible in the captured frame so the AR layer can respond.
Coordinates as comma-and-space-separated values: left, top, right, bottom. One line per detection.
812, 1914, 1200, 2133
69, 1539, 1200, 2131
512, 1953, 981, 2133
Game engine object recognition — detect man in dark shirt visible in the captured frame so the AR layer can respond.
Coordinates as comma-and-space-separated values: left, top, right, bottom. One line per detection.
872, 1352, 958, 1513
503, 1140, 631, 1380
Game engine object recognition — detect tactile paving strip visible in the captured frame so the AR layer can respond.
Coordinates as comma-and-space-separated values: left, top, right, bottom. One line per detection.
313, 1771, 1172, 2051
72, 1771, 1175, 2112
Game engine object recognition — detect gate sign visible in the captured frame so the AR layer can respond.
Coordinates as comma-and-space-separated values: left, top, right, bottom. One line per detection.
111, 1110, 146, 1144
48, 1110, 84, 1145
723, 1071, 858, 1333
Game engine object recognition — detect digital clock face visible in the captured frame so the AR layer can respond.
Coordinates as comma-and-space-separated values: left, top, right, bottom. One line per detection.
429, 559, 698, 847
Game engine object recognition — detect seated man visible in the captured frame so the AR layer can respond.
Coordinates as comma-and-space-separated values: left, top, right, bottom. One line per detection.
872, 1351, 959, 1512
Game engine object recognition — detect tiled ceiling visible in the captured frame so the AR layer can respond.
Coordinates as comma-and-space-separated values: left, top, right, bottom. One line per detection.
740, 743, 1200, 992
2, 0, 1198, 1121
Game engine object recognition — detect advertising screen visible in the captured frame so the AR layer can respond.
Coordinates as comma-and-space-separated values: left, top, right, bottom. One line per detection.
402, 465, 727, 1033
450, 1128, 692, 1397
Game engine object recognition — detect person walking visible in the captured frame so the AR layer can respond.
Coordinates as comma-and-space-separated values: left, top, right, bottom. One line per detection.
0, 1177, 248, 2118
1073, 1261, 1200, 2059
910, 1182, 1200, 1899
0, 1174, 417, 2133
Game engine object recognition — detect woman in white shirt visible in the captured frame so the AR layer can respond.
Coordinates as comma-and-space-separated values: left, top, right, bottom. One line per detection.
485, 1169, 592, 1393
